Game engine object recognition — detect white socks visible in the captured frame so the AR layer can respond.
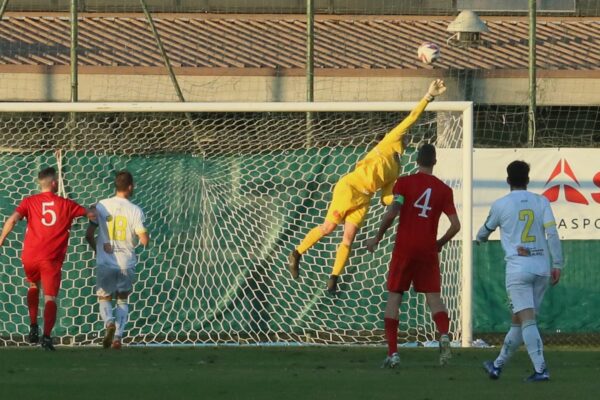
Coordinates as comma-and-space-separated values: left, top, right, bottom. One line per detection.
99, 300, 114, 327
522, 320, 546, 373
494, 324, 523, 368
493, 319, 546, 373
115, 300, 129, 338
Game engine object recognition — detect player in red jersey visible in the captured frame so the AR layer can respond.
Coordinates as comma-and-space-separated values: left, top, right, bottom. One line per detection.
0, 167, 95, 350
367, 144, 461, 368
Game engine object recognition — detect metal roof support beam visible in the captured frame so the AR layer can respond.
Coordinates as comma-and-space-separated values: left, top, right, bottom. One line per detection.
306, 0, 315, 147
0, 0, 9, 22
528, 0, 537, 147
70, 0, 78, 103
140, 0, 186, 103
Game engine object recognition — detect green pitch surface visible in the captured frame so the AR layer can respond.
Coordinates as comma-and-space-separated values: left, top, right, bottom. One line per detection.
1, 346, 599, 400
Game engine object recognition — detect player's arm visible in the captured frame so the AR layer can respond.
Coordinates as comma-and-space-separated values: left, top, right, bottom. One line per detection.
476, 203, 500, 244
137, 231, 149, 247
379, 80, 447, 146
93, 203, 114, 254
85, 222, 98, 252
0, 211, 23, 247
366, 200, 402, 253
135, 210, 149, 247
380, 180, 394, 206
85, 207, 97, 222
437, 191, 461, 251
476, 219, 495, 244
542, 201, 564, 285
436, 213, 461, 252
82, 205, 97, 222
69, 199, 97, 222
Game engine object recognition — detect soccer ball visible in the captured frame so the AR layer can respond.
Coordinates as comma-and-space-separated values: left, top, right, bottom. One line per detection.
417, 42, 441, 65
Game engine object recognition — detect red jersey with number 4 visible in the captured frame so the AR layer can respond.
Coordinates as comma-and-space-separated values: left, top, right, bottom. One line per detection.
392, 172, 457, 254
15, 192, 87, 263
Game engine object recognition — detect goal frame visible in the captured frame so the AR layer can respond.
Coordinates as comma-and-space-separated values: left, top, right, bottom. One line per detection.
0, 101, 473, 347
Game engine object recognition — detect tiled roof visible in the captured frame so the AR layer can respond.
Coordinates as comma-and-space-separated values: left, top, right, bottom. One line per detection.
0, 14, 598, 71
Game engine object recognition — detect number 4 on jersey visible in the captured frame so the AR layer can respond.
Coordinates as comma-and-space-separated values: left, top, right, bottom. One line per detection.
414, 188, 432, 218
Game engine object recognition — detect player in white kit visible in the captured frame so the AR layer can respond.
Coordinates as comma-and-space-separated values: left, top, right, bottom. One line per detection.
476, 160, 563, 382
86, 171, 149, 349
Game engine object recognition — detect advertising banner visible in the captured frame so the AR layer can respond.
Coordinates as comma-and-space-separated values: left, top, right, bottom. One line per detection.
436, 148, 600, 240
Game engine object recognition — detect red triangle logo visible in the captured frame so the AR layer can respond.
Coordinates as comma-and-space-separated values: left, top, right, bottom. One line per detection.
545, 160, 562, 185
543, 159, 588, 204
542, 185, 560, 202
564, 185, 589, 205
563, 160, 580, 185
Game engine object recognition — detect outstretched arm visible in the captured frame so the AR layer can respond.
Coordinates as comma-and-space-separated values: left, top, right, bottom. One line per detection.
436, 213, 461, 252
380, 79, 447, 146
366, 202, 401, 252
0, 212, 23, 247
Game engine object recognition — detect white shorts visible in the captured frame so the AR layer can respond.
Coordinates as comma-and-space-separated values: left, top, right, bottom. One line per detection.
96, 265, 136, 297
505, 272, 549, 314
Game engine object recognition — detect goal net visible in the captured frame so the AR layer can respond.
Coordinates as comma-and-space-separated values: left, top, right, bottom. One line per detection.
0, 101, 472, 347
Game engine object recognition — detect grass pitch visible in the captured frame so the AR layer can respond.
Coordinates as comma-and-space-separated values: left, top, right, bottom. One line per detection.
1, 346, 599, 400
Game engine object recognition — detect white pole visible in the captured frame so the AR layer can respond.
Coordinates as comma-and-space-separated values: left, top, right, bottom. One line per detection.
461, 102, 474, 347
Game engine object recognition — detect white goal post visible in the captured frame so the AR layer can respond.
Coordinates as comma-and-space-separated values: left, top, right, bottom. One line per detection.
0, 101, 472, 347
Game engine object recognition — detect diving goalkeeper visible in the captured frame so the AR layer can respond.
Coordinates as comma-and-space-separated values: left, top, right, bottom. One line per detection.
288, 79, 447, 294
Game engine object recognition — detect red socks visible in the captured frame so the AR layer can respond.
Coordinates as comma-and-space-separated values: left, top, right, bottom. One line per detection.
27, 287, 40, 325
43, 300, 57, 337
385, 312, 448, 355
433, 311, 450, 336
29, 290, 59, 337
384, 318, 399, 356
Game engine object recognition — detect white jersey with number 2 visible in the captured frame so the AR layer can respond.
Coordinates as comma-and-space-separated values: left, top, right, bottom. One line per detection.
482, 190, 557, 276
95, 196, 146, 270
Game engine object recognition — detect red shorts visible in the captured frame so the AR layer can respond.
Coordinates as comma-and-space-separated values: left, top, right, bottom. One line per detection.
387, 249, 441, 293
22, 259, 63, 297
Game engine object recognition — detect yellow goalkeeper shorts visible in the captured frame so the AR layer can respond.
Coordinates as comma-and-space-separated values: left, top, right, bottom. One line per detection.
325, 176, 371, 227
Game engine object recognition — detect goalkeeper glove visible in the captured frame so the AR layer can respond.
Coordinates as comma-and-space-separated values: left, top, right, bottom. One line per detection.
425, 79, 447, 101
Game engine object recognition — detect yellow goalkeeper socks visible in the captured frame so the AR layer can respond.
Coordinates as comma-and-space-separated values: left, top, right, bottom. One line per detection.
297, 227, 325, 254
332, 243, 351, 276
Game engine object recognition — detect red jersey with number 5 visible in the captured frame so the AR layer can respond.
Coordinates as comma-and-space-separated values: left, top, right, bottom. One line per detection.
392, 172, 457, 253
15, 192, 87, 263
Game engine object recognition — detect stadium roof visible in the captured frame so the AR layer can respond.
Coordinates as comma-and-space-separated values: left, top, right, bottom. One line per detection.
0, 13, 598, 76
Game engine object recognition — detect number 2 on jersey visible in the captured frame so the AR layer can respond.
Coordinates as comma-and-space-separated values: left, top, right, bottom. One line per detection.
519, 209, 536, 243
413, 188, 432, 218
108, 216, 128, 241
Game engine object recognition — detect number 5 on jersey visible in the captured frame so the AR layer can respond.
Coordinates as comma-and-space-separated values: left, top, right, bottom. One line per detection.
414, 188, 432, 218
41, 201, 57, 226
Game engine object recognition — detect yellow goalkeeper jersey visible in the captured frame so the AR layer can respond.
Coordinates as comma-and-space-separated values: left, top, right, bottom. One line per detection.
344, 97, 430, 204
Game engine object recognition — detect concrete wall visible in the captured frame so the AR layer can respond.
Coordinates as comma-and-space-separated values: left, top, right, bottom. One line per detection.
0, 72, 598, 105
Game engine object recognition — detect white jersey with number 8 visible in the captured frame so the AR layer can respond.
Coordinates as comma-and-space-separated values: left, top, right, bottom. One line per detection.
95, 196, 146, 270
